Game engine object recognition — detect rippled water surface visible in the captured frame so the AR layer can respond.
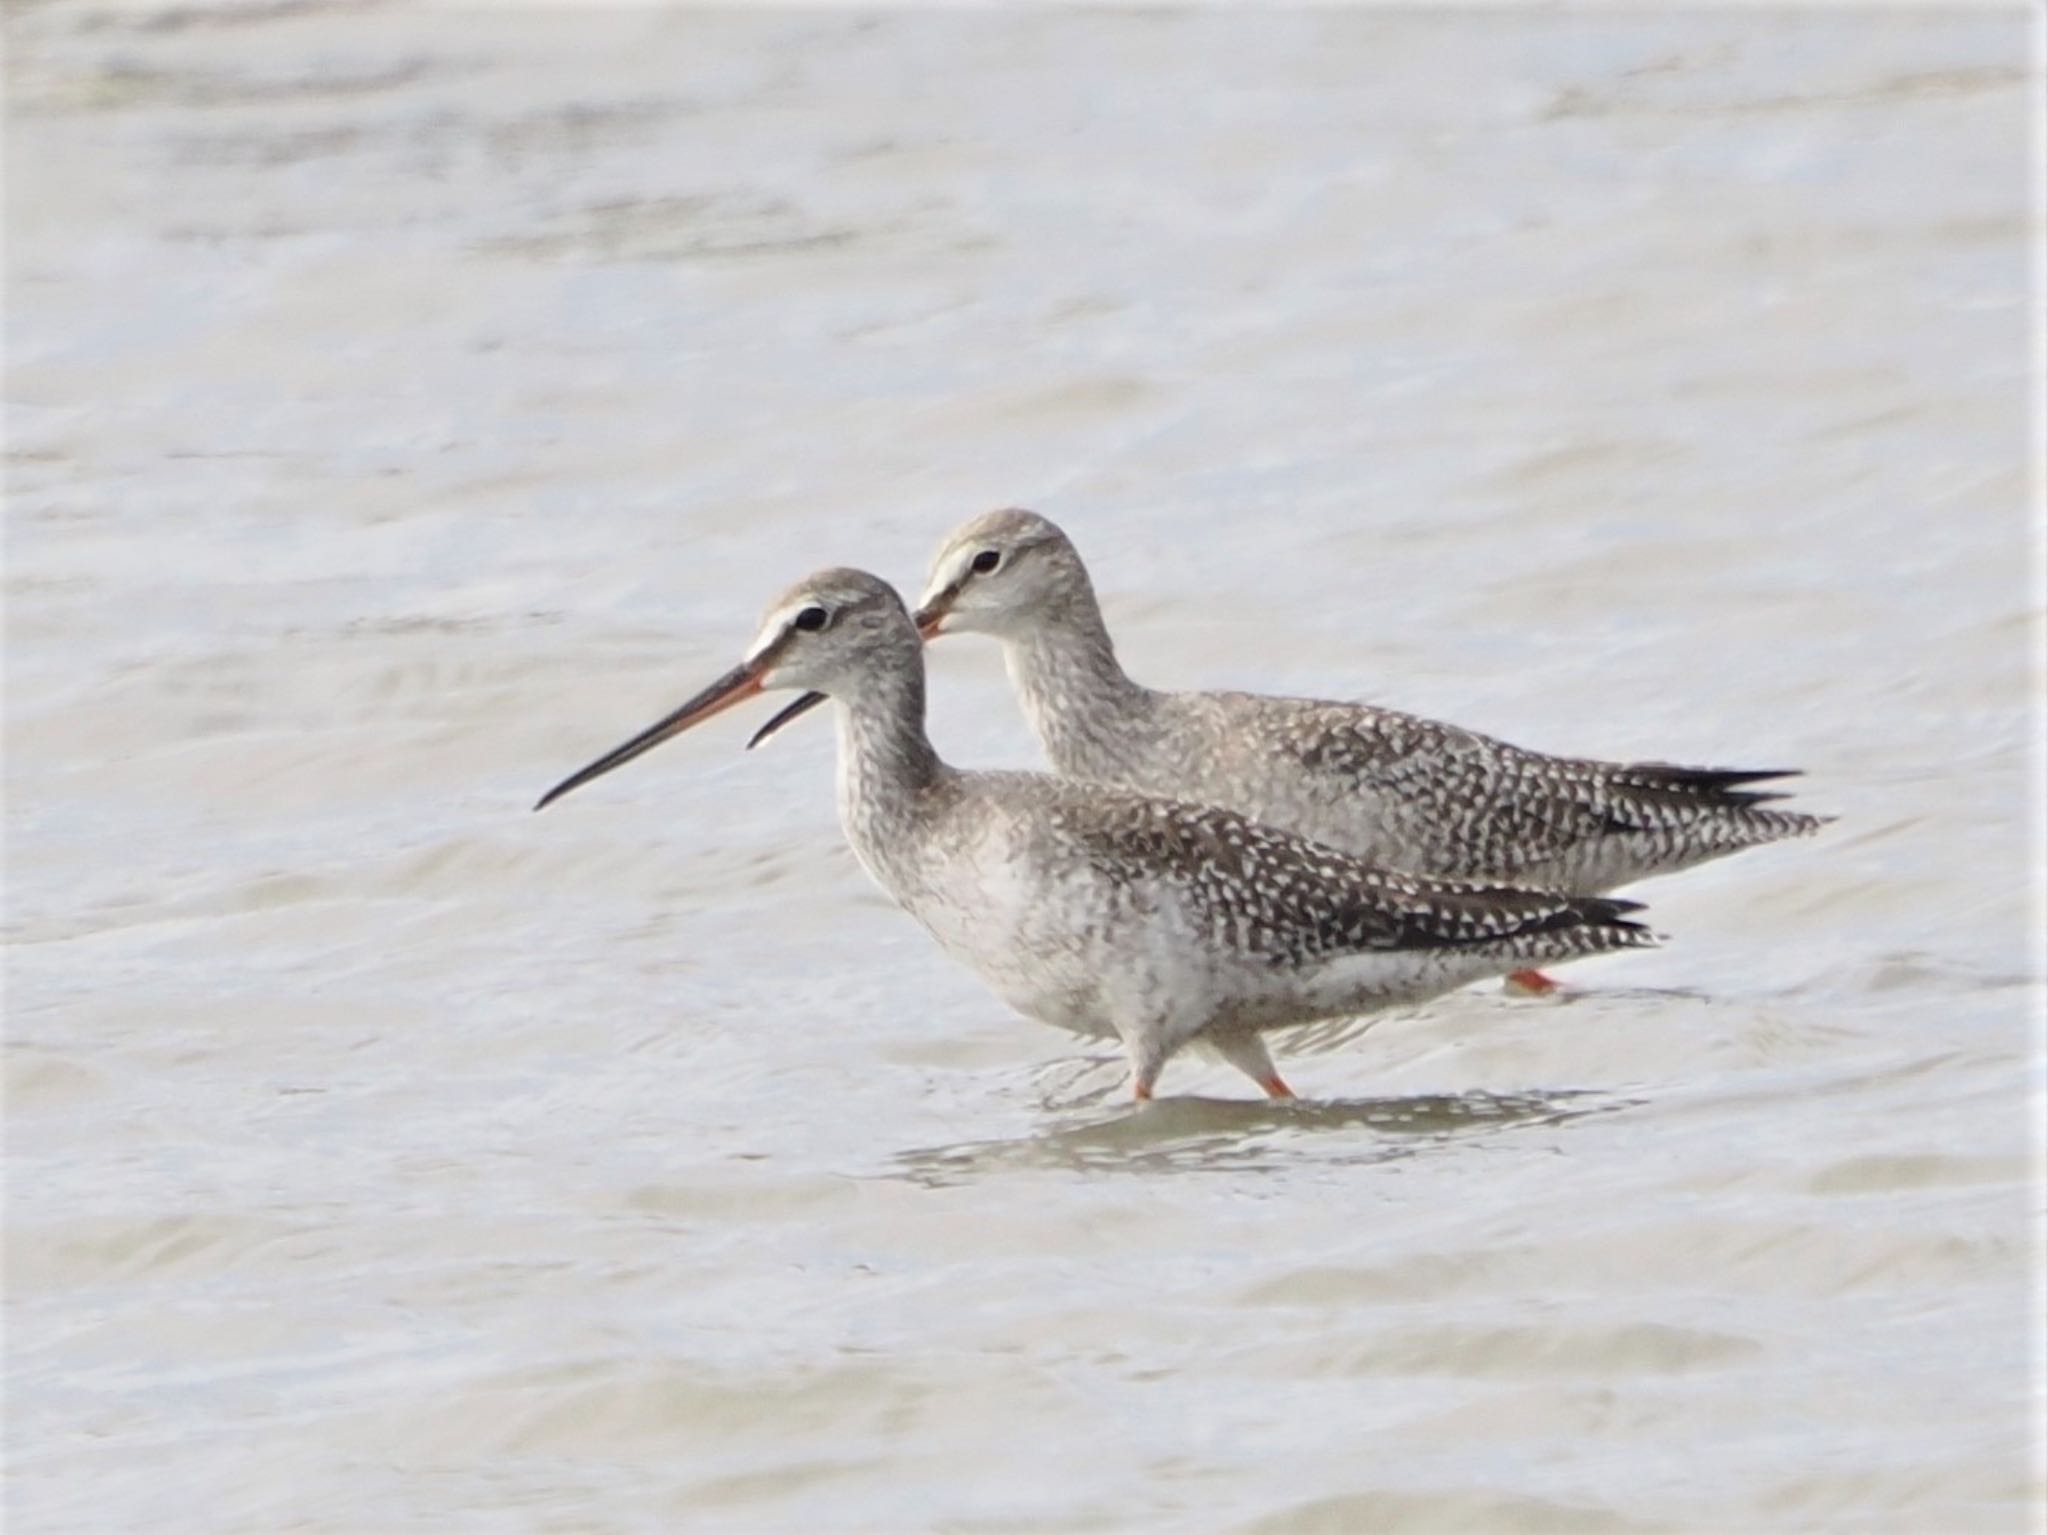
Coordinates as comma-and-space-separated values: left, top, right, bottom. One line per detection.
6, 6, 2043, 1531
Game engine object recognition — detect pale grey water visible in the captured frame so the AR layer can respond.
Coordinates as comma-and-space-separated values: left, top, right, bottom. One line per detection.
4, 6, 2043, 1532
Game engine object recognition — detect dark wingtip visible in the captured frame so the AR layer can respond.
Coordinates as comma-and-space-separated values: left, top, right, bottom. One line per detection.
1570, 893, 1656, 939
1617, 763, 1815, 812
1681, 766, 1803, 787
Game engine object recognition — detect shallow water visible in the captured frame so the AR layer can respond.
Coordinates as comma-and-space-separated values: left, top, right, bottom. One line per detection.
5, 6, 2043, 1532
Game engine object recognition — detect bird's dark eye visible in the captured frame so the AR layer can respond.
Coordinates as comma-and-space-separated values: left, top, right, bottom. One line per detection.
793, 605, 829, 633
971, 549, 1002, 575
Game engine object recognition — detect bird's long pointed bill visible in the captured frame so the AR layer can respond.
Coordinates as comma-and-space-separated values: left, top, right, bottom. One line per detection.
535, 659, 765, 810
745, 689, 827, 750
745, 604, 946, 751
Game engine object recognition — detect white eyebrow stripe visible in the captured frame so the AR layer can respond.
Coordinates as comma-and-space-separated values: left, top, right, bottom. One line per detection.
745, 599, 815, 663
922, 549, 973, 605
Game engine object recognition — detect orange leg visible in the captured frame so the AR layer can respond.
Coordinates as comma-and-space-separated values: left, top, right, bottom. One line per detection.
1208, 1029, 1295, 1100
1128, 1036, 1169, 1102
1504, 968, 1562, 996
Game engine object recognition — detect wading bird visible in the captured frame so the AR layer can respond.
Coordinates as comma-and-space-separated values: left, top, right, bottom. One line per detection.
750, 512, 1824, 993
539, 569, 1656, 1100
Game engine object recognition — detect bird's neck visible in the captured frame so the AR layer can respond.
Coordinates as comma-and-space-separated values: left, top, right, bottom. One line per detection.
832, 664, 945, 872
1004, 598, 1156, 777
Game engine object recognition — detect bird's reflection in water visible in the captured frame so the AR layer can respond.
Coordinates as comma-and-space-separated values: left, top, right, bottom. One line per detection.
888, 1078, 1628, 1185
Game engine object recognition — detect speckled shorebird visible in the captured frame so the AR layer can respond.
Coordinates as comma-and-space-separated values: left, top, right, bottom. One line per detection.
537, 568, 1657, 1101
749, 512, 1827, 993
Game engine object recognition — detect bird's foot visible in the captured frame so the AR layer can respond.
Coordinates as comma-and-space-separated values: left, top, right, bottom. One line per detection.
1504, 968, 1563, 997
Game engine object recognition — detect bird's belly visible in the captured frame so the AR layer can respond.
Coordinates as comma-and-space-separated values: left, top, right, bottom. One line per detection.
900, 856, 1267, 1049
894, 863, 1116, 1037
1273, 947, 1503, 1025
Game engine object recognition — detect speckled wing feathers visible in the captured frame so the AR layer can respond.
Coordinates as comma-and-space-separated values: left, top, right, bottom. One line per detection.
1259, 700, 1826, 890
1042, 788, 1653, 970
